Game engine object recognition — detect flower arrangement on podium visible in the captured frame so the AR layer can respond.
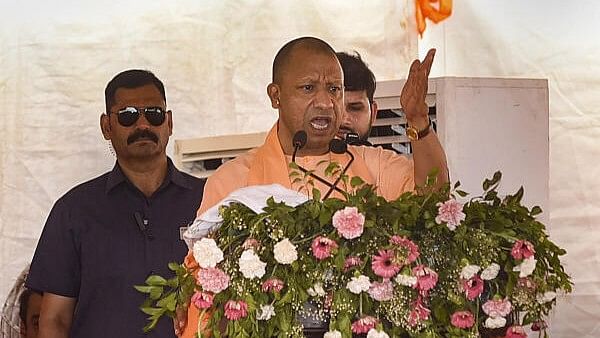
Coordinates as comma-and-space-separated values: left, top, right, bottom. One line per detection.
136, 171, 571, 337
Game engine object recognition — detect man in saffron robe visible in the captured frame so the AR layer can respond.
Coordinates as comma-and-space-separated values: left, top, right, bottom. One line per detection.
177, 36, 448, 337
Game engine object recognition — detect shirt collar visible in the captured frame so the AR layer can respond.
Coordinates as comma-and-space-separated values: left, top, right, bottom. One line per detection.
105, 157, 192, 194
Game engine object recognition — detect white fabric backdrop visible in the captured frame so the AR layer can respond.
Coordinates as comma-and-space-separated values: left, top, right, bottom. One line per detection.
419, 1, 600, 336
0, 0, 415, 308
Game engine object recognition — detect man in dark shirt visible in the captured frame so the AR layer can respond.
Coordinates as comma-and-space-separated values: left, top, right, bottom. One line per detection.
26, 69, 205, 338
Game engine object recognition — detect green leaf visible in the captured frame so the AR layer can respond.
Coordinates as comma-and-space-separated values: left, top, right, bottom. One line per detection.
145, 275, 168, 286
141, 306, 165, 316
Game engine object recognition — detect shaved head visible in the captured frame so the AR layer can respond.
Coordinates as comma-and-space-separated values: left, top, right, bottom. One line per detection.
272, 36, 338, 84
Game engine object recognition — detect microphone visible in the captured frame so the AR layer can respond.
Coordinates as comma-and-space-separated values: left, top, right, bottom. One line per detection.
134, 211, 154, 240
292, 130, 307, 163
344, 132, 372, 146
323, 139, 355, 199
289, 131, 344, 195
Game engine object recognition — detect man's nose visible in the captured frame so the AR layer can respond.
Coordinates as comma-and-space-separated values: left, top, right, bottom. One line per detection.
313, 89, 334, 109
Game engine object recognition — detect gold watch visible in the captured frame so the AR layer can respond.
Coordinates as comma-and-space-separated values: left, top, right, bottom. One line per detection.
406, 119, 431, 141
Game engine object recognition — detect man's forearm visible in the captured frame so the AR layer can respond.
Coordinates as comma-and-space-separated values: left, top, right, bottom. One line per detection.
411, 130, 449, 189
39, 317, 72, 338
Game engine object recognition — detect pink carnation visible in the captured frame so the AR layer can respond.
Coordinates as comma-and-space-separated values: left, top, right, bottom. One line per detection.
311, 236, 338, 260
343, 256, 363, 272
261, 278, 284, 293
506, 325, 528, 338
351, 315, 378, 334
224, 300, 248, 321
407, 297, 431, 327
197, 267, 230, 294
462, 275, 484, 301
482, 298, 512, 318
389, 236, 420, 264
412, 265, 438, 292
511, 240, 536, 260
368, 279, 394, 301
332, 206, 365, 239
191, 291, 214, 309
450, 310, 475, 329
372, 250, 402, 278
435, 199, 465, 230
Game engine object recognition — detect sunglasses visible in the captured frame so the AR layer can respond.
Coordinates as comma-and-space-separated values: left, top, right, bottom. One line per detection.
111, 106, 166, 127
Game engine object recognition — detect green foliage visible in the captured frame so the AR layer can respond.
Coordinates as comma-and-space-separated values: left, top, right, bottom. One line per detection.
137, 171, 571, 337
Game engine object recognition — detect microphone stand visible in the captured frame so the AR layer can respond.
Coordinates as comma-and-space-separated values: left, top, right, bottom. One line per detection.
323, 139, 354, 200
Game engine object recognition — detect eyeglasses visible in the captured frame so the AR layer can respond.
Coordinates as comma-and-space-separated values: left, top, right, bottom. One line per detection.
110, 106, 166, 127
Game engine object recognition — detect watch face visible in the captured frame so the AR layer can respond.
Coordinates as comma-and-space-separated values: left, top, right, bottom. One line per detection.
407, 126, 419, 141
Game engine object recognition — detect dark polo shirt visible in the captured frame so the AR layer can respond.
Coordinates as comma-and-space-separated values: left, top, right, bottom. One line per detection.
27, 158, 204, 338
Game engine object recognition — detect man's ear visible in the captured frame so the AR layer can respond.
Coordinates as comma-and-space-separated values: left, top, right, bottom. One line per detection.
100, 114, 111, 140
167, 110, 173, 136
267, 83, 280, 109
370, 101, 379, 125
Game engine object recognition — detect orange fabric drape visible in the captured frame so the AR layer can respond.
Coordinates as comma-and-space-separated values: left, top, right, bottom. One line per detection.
416, 0, 452, 36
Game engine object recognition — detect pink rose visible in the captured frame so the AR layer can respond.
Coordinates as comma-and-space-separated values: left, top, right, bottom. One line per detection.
343, 256, 363, 272
368, 279, 394, 301
462, 275, 484, 300
450, 310, 475, 329
389, 235, 420, 264
482, 298, 512, 318
261, 278, 284, 293
412, 265, 438, 292
224, 300, 248, 321
351, 315, 378, 334
332, 206, 365, 239
511, 240, 535, 260
311, 236, 338, 260
435, 199, 465, 230
191, 291, 214, 309
372, 250, 402, 278
197, 267, 230, 294
407, 297, 431, 327
505, 325, 528, 338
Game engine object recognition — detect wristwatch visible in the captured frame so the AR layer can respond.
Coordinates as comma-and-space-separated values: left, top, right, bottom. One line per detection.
406, 118, 431, 141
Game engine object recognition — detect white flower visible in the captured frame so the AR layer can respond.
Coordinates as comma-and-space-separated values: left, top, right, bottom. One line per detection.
324, 330, 342, 338
367, 328, 390, 338
460, 264, 481, 280
238, 249, 266, 279
257, 304, 275, 321
484, 316, 507, 329
395, 274, 417, 287
307, 282, 326, 297
347, 275, 371, 294
537, 291, 557, 304
273, 238, 298, 264
193, 238, 224, 268
513, 256, 537, 277
481, 263, 500, 280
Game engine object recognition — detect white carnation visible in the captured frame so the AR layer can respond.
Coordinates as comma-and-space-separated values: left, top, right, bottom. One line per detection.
324, 330, 342, 338
367, 328, 390, 338
257, 304, 275, 321
484, 316, 507, 329
307, 282, 326, 297
513, 256, 537, 277
347, 275, 371, 294
273, 238, 298, 264
238, 249, 267, 279
395, 274, 417, 287
481, 263, 500, 280
537, 291, 557, 304
460, 264, 481, 280
193, 238, 224, 268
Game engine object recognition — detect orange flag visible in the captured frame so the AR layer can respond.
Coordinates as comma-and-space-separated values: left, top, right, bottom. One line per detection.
416, 0, 452, 36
